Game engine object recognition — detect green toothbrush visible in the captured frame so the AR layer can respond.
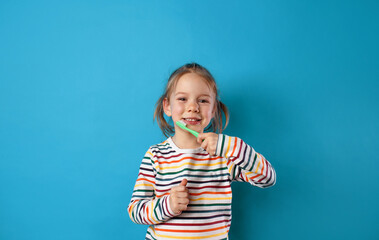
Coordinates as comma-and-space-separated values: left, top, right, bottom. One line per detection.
176, 120, 199, 138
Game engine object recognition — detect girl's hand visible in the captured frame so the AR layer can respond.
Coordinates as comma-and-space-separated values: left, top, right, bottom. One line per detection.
197, 132, 218, 156
169, 179, 189, 215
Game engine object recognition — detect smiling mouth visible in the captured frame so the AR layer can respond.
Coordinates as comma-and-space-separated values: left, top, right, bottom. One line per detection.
182, 118, 201, 125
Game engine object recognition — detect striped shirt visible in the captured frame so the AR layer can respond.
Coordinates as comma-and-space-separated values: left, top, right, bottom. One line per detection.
128, 134, 276, 240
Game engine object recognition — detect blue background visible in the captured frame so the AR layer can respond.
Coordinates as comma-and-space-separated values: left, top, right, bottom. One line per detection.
1, 1, 378, 239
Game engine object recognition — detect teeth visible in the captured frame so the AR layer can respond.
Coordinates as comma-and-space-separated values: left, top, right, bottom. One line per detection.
185, 118, 199, 122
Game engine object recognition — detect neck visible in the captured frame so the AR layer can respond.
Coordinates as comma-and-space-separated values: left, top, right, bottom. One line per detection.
172, 130, 201, 149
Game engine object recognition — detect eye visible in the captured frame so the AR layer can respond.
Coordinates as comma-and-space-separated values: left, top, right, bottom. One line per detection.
199, 99, 209, 103
177, 97, 186, 101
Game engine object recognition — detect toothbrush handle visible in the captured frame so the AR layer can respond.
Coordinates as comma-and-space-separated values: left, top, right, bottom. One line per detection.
185, 127, 199, 138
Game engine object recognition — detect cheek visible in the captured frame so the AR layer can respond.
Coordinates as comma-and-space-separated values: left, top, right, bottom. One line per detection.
171, 103, 185, 116
203, 106, 215, 119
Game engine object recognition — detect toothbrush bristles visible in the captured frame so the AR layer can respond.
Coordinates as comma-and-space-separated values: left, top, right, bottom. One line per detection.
178, 120, 187, 126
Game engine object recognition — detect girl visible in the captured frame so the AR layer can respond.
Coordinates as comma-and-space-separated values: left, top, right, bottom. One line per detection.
128, 63, 276, 240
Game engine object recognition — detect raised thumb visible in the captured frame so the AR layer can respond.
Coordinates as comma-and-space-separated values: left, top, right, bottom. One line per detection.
179, 178, 188, 186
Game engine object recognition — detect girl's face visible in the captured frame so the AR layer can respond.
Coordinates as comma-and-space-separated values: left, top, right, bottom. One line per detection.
163, 73, 216, 134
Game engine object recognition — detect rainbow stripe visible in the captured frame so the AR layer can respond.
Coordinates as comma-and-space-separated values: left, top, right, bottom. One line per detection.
128, 134, 276, 239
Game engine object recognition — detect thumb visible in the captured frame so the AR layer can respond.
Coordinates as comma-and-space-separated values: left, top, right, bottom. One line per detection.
197, 133, 206, 144
179, 178, 188, 186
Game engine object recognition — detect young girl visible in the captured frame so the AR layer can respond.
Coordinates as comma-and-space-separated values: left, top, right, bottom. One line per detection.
128, 63, 276, 240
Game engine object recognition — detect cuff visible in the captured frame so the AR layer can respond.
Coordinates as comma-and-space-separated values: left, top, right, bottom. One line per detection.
164, 195, 179, 217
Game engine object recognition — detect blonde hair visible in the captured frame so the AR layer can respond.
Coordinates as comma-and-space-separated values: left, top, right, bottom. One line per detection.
154, 63, 229, 137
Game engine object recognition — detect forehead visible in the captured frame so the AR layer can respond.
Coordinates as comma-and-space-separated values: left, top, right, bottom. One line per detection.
173, 73, 214, 95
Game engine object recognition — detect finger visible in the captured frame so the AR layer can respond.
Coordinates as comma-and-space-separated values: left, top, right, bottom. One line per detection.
174, 207, 183, 214
206, 144, 216, 156
178, 203, 188, 211
174, 191, 189, 198
201, 139, 213, 155
175, 205, 187, 214
171, 186, 189, 193
177, 198, 190, 205
179, 178, 188, 186
197, 133, 207, 144
201, 139, 208, 150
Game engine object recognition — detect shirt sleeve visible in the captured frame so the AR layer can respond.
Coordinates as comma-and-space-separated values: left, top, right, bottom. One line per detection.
215, 134, 276, 188
127, 148, 179, 225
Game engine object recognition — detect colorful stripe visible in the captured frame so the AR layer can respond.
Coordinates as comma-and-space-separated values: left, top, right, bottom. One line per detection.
128, 134, 275, 239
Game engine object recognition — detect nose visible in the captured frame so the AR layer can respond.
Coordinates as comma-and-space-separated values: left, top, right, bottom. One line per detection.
187, 100, 199, 112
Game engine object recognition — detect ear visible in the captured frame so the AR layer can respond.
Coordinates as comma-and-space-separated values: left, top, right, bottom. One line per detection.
163, 97, 172, 117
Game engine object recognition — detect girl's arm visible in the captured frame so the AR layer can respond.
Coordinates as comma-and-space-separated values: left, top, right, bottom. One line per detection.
198, 133, 276, 188
216, 134, 276, 187
128, 148, 178, 225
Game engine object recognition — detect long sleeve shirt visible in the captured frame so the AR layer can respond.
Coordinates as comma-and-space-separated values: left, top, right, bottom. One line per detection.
128, 134, 276, 240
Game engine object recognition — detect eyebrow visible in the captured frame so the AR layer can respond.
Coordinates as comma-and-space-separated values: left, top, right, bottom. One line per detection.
175, 92, 212, 97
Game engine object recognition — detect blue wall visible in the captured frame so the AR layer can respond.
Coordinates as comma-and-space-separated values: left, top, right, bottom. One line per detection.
1, 1, 378, 239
